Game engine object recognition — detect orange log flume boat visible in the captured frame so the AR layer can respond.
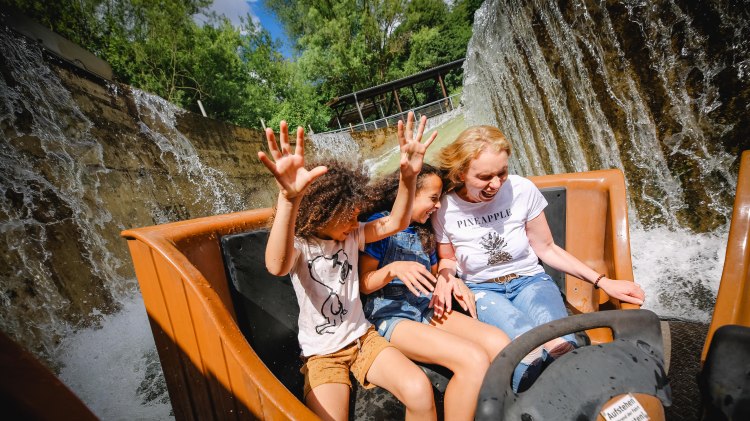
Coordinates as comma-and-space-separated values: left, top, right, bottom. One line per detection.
119, 152, 750, 420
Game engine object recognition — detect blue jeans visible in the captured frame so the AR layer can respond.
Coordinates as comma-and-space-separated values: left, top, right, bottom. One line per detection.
363, 283, 433, 341
468, 272, 575, 390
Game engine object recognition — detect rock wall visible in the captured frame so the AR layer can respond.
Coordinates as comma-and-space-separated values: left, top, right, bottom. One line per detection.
464, 0, 750, 232
1, 26, 279, 360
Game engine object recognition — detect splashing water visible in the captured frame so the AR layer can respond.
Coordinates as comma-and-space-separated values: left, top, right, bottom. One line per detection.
308, 131, 361, 164
1, 26, 250, 419
361, 107, 466, 176
423, 106, 464, 134
56, 295, 173, 420
631, 226, 727, 322
1, 2, 746, 418
1, 30, 128, 358
461, 0, 747, 321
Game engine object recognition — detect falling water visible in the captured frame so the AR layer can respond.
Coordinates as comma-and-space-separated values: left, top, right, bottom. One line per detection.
356, 106, 467, 176
463, 0, 749, 320
464, 0, 747, 232
0, 24, 272, 418
423, 106, 465, 134
308, 131, 362, 163
132, 90, 245, 218
1, 32, 126, 360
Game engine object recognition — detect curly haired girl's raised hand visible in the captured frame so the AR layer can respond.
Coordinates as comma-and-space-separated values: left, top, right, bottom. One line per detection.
258, 121, 328, 200
398, 112, 438, 180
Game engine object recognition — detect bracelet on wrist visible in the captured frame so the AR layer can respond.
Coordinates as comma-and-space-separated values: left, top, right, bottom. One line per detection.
593, 274, 606, 289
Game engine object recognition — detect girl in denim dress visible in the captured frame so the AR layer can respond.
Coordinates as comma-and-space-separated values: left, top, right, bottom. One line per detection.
360, 165, 510, 421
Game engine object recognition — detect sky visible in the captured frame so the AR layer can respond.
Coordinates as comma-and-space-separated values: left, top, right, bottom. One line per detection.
202, 0, 293, 57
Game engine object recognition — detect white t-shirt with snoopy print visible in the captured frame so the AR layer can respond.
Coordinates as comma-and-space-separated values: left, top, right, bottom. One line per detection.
290, 223, 371, 357
432, 175, 548, 284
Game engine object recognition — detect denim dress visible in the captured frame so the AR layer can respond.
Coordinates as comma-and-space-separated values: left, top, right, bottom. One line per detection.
363, 227, 435, 341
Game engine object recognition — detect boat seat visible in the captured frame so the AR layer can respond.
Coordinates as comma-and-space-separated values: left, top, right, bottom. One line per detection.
539, 187, 566, 293
220, 229, 450, 418
221, 229, 305, 399
698, 150, 750, 420
218, 188, 571, 416
699, 325, 750, 419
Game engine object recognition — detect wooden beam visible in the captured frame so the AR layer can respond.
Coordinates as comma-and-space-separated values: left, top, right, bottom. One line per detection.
373, 96, 383, 119
436, 74, 450, 111
354, 93, 365, 126
438, 74, 448, 98
382, 93, 392, 116
393, 89, 403, 114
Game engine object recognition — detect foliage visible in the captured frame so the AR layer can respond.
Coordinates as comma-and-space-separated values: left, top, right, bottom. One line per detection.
3, 0, 481, 130
269, 0, 481, 114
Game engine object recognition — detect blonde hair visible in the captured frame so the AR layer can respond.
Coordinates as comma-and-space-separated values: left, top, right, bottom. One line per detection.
438, 126, 512, 190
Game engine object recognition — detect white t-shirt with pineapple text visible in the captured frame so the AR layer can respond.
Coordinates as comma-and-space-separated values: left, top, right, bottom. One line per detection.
432, 175, 547, 283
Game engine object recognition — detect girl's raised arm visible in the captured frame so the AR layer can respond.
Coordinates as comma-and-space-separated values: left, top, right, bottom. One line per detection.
365, 112, 437, 243
258, 121, 327, 276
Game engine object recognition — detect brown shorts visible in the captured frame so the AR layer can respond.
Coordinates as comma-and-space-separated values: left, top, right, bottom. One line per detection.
300, 326, 391, 398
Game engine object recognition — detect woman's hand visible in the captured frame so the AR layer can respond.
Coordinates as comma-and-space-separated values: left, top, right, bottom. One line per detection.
598, 277, 645, 306
257, 121, 327, 200
398, 112, 437, 180
385, 261, 436, 297
451, 278, 477, 318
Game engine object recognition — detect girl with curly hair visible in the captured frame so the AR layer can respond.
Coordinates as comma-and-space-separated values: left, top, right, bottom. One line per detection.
360, 164, 510, 421
259, 113, 439, 421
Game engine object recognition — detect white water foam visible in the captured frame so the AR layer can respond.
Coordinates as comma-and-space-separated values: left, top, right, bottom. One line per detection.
56, 294, 173, 420
633, 226, 727, 322
308, 131, 361, 164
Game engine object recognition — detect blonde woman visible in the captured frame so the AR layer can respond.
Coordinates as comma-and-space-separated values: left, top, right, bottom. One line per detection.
430, 126, 645, 392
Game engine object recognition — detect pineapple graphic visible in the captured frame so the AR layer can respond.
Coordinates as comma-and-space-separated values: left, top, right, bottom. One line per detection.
480, 231, 513, 265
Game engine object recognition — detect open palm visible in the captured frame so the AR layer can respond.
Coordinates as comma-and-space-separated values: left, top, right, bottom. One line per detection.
257, 121, 327, 200
398, 112, 437, 179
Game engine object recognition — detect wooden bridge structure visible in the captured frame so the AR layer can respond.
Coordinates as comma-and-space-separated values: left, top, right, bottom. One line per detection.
326, 59, 465, 130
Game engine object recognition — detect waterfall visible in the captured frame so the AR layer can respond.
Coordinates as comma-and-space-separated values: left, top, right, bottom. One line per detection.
1, 31, 125, 359
132, 90, 245, 218
464, 0, 747, 232
308, 131, 362, 164
462, 0, 749, 321
0, 24, 274, 418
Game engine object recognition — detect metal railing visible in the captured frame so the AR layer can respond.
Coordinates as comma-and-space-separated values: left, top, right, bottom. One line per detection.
319, 93, 461, 135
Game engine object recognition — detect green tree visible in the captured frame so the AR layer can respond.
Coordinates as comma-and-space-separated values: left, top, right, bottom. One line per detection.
268, 0, 410, 100
1, 0, 107, 53
5, 0, 482, 131
269, 0, 481, 106
2, 0, 326, 129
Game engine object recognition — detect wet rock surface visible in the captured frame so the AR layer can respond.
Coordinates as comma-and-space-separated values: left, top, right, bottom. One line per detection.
464, 0, 749, 232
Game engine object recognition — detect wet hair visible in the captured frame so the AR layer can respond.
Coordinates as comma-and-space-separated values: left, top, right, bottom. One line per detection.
281, 161, 368, 239
437, 126, 512, 192
363, 164, 444, 254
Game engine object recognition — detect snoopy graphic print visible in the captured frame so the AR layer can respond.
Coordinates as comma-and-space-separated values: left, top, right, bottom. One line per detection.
307, 249, 352, 334
291, 225, 371, 357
